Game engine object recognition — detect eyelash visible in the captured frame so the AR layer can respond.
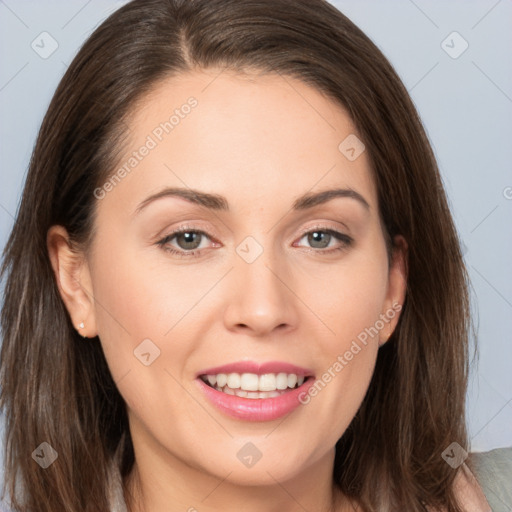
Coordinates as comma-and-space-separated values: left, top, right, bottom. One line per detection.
156, 224, 353, 258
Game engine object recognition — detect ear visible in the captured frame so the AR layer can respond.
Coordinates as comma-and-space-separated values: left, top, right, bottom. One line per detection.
47, 225, 97, 338
379, 234, 408, 346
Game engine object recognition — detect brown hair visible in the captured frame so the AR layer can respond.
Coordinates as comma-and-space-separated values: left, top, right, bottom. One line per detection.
0, 0, 475, 510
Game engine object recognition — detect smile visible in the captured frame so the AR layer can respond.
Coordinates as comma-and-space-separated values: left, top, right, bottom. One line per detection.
196, 361, 315, 422
200, 372, 306, 398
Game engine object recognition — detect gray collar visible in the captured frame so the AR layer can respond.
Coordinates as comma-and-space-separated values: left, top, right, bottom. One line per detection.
107, 441, 128, 512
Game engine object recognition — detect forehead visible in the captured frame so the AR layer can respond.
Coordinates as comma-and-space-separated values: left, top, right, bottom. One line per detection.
101, 69, 377, 217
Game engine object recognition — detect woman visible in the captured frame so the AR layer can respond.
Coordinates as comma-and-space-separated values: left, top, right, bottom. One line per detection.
0, 0, 494, 510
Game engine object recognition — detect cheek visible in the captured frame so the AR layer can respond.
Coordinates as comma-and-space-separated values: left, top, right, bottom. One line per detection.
306, 252, 389, 352
88, 239, 208, 409
90, 232, 188, 340
87, 239, 169, 382
297, 243, 388, 433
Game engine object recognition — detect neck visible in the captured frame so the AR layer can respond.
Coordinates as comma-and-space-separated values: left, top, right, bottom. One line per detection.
123, 447, 354, 512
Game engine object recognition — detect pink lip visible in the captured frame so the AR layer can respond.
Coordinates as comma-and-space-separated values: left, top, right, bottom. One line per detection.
196, 376, 315, 422
196, 361, 314, 378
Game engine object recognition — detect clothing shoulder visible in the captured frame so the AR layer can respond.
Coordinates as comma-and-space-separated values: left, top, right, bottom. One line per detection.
468, 447, 512, 511
107, 439, 129, 512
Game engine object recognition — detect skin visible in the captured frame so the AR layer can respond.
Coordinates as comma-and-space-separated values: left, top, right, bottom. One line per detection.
48, 69, 408, 512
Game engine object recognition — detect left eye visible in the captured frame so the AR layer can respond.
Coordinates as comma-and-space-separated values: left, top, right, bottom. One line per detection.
295, 228, 352, 251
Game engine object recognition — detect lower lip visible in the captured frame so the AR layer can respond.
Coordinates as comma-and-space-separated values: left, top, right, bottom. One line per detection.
196, 378, 315, 422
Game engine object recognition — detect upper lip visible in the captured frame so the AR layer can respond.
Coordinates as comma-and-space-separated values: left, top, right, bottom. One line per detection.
196, 361, 314, 378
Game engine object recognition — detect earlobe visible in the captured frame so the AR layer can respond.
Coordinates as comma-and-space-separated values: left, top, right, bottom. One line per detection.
379, 234, 408, 346
46, 225, 97, 338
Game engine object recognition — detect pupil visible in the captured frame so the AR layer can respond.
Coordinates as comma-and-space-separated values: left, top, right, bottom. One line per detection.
309, 231, 330, 249
178, 232, 200, 250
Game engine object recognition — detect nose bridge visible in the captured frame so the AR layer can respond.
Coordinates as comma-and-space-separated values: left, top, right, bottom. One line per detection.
224, 233, 297, 334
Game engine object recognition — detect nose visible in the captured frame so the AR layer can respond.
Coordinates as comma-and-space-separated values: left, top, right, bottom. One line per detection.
223, 246, 299, 337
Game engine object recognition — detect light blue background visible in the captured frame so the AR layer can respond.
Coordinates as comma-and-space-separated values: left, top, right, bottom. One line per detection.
0, 0, 511, 505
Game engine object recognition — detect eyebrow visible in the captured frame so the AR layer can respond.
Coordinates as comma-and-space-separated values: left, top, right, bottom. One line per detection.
134, 186, 370, 215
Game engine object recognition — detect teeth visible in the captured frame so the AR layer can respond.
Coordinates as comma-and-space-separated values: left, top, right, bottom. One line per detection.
216, 386, 285, 399
276, 373, 288, 390
288, 374, 297, 388
240, 373, 259, 391
259, 373, 276, 391
227, 373, 241, 389
216, 374, 227, 387
201, 372, 308, 393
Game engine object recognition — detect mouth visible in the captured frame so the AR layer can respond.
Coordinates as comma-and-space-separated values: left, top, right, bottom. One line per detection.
199, 372, 313, 399
195, 362, 316, 422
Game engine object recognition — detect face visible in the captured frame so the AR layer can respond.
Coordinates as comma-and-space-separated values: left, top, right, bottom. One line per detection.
53, 69, 406, 491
